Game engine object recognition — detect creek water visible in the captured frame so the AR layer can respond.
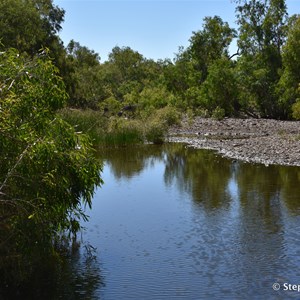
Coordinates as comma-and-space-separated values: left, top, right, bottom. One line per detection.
52, 144, 300, 299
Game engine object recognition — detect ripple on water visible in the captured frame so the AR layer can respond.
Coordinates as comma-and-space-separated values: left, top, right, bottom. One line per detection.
81, 145, 300, 300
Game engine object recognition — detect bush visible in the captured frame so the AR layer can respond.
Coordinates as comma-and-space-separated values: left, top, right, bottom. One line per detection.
292, 101, 300, 120
0, 49, 102, 286
58, 108, 107, 144
144, 119, 166, 144
212, 106, 226, 120
195, 108, 209, 117
150, 106, 181, 126
144, 106, 181, 144
104, 117, 144, 145
59, 105, 182, 146
98, 96, 122, 116
136, 86, 177, 110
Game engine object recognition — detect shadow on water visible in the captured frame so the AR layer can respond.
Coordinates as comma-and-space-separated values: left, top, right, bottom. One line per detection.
0, 241, 104, 300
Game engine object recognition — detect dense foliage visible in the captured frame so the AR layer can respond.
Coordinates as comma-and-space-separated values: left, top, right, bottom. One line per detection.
65, 0, 299, 119
0, 49, 102, 289
1, 0, 299, 120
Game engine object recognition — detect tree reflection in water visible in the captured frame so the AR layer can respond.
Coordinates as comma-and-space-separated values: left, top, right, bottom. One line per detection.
91, 143, 300, 299
98, 143, 300, 213
5, 143, 300, 299
163, 144, 232, 210
1, 240, 103, 300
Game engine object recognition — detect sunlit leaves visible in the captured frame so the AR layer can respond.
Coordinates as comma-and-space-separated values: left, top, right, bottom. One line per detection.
278, 15, 300, 118
0, 49, 102, 281
0, 0, 65, 55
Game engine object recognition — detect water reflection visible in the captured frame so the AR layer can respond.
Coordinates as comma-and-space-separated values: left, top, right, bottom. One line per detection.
92, 143, 300, 299
54, 245, 104, 300
97, 146, 164, 180
1, 243, 103, 300
98, 143, 300, 212
163, 145, 232, 210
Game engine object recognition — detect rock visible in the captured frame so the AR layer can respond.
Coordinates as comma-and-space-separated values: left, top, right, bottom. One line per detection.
168, 117, 300, 167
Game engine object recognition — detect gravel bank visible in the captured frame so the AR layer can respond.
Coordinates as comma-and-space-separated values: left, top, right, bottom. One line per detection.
168, 117, 300, 166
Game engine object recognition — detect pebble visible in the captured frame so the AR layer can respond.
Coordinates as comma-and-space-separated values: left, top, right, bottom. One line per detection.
168, 117, 300, 167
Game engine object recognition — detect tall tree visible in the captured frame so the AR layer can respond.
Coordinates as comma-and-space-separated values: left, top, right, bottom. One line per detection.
0, 0, 65, 55
67, 39, 100, 68
65, 40, 103, 108
235, 0, 288, 55
277, 15, 300, 118
199, 58, 240, 116
0, 0, 69, 98
165, 16, 236, 109
234, 0, 289, 118
108, 46, 145, 82
187, 16, 237, 83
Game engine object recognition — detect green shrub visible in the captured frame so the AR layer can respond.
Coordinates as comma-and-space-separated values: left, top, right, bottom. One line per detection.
212, 106, 225, 120
58, 108, 108, 144
151, 106, 181, 126
137, 86, 177, 110
59, 106, 181, 146
104, 117, 144, 145
142, 106, 181, 144
145, 119, 166, 144
195, 108, 209, 117
98, 96, 122, 116
292, 101, 300, 120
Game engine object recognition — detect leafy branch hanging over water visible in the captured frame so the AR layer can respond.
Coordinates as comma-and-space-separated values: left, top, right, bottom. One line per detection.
0, 48, 103, 290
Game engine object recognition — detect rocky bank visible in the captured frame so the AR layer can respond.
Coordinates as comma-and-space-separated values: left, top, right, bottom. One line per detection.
168, 117, 300, 166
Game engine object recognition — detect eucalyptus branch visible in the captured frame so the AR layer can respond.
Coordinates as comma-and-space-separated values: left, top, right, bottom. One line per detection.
229, 48, 240, 60
0, 138, 41, 194
7, 79, 15, 91
0, 198, 39, 209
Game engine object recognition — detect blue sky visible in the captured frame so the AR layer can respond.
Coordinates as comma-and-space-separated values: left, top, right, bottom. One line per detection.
54, 0, 299, 62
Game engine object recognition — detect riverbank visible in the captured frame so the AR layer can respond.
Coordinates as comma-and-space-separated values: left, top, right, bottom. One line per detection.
168, 117, 300, 166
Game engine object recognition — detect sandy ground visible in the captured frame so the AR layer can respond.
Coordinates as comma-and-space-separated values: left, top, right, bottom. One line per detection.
168, 117, 300, 166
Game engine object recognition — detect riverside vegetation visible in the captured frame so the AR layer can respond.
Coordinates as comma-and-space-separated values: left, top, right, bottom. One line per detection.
1, 0, 300, 121
0, 0, 300, 296
58, 106, 181, 145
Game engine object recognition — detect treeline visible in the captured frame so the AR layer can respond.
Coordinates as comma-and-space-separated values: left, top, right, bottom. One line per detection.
1, 0, 300, 120
0, 0, 300, 119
